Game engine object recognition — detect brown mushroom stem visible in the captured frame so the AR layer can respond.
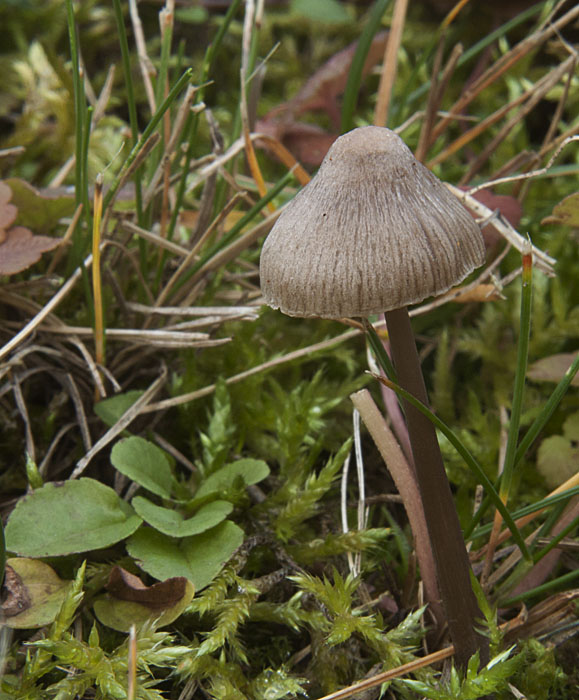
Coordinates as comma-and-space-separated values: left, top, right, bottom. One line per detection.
384, 306, 489, 669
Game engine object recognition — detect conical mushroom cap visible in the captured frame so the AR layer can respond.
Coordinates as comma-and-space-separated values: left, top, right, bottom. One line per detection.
260, 126, 485, 319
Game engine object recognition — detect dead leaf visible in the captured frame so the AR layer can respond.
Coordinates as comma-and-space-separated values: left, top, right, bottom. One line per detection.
277, 124, 338, 167
449, 283, 501, 304
0, 225, 62, 276
106, 565, 188, 610
1, 558, 73, 629
94, 565, 195, 633
286, 30, 389, 128
2, 564, 32, 617
257, 32, 388, 166
527, 352, 579, 387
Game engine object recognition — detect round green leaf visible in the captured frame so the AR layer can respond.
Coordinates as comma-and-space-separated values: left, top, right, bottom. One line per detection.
537, 412, 579, 489
127, 521, 244, 590
194, 459, 270, 501
111, 436, 176, 498
94, 390, 144, 427
132, 497, 233, 537
5, 478, 142, 557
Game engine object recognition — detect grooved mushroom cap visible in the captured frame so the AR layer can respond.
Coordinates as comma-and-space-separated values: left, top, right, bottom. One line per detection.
260, 126, 485, 319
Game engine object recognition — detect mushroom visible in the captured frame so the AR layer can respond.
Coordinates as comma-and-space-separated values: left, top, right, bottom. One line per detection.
260, 126, 488, 667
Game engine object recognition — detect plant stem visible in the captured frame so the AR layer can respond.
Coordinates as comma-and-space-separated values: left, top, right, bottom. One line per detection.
384, 306, 488, 668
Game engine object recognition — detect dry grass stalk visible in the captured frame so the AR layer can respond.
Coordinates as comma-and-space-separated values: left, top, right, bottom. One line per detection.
128, 0, 156, 113
143, 84, 199, 209
240, 0, 274, 214
429, 4, 579, 144
38, 325, 230, 348
446, 184, 556, 274
467, 135, 579, 197
460, 58, 577, 184
351, 388, 443, 626
71, 365, 168, 478
0, 250, 94, 362
122, 221, 190, 257
157, 192, 247, 308
373, 0, 409, 128
416, 39, 463, 162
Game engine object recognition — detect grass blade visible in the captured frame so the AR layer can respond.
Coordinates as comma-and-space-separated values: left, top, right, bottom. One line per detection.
499, 246, 534, 503
168, 169, 296, 300
103, 68, 193, 212
112, 0, 143, 226
363, 319, 397, 381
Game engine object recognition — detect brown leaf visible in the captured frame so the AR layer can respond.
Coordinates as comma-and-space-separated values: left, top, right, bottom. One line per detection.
257, 32, 388, 165
0, 225, 62, 276
288, 31, 389, 128
527, 352, 579, 387
1, 564, 32, 618
1, 558, 73, 629
106, 566, 188, 610
0, 181, 18, 244
450, 283, 502, 304
279, 124, 339, 167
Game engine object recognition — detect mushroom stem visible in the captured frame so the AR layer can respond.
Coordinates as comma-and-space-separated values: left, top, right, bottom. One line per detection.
384, 306, 489, 669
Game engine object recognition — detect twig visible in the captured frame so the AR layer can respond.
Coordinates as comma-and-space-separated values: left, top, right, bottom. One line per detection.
466, 134, 579, 196
446, 184, 555, 274
316, 645, 455, 700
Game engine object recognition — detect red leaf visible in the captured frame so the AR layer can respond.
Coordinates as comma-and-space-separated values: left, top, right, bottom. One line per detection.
460, 188, 522, 251
0, 226, 62, 276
